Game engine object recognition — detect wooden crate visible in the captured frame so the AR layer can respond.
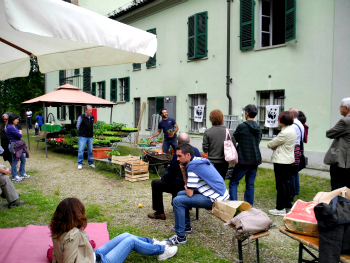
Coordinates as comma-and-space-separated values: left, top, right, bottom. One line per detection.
125, 172, 149, 182
125, 160, 149, 182
111, 155, 140, 165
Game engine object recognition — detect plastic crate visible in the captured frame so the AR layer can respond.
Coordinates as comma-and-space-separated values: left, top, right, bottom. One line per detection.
92, 148, 111, 159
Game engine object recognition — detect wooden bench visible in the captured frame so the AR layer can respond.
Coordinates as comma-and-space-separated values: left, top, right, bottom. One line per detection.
280, 226, 350, 263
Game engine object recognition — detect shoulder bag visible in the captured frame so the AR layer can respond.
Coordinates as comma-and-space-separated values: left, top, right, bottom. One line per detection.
294, 124, 308, 171
224, 128, 238, 165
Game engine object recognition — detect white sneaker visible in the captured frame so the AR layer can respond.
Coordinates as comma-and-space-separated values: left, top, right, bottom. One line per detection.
157, 245, 178, 261
12, 176, 23, 182
268, 208, 286, 216
20, 173, 31, 178
89, 164, 96, 168
78, 165, 83, 170
153, 238, 168, 246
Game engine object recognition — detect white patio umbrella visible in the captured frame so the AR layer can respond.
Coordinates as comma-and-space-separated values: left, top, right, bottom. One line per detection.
0, 0, 157, 80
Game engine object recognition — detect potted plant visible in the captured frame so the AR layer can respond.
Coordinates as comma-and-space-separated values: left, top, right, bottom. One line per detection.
167, 129, 174, 138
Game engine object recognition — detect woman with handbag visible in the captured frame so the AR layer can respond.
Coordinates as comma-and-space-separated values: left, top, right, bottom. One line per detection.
202, 109, 236, 180
267, 111, 297, 216
6, 113, 30, 182
50, 198, 178, 263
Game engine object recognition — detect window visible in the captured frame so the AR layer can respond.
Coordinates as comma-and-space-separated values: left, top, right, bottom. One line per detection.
110, 78, 117, 102
91, 82, 96, 96
189, 94, 207, 133
83, 67, 91, 92
188, 12, 208, 59
133, 63, 141, 70
240, 0, 296, 50
97, 81, 106, 99
57, 106, 66, 120
134, 98, 141, 128
75, 106, 82, 119
74, 69, 80, 75
147, 97, 156, 129
257, 90, 285, 137
146, 28, 157, 67
118, 77, 130, 102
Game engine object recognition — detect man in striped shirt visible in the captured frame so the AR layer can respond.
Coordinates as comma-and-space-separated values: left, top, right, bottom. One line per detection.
165, 144, 229, 245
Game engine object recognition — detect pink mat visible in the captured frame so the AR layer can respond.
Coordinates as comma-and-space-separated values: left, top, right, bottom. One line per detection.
0, 222, 109, 263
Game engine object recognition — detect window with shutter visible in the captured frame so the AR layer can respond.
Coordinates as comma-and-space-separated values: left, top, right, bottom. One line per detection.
189, 94, 207, 132
146, 28, 157, 68
285, 0, 296, 42
83, 67, 91, 92
133, 63, 141, 70
155, 97, 164, 115
188, 12, 208, 59
124, 77, 130, 102
74, 69, 80, 75
97, 81, 106, 99
148, 97, 156, 129
91, 82, 96, 96
240, 0, 255, 50
59, 70, 65, 85
110, 78, 117, 102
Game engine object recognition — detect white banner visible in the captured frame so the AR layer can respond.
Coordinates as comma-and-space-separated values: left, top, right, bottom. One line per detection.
194, 105, 205, 122
264, 105, 280, 128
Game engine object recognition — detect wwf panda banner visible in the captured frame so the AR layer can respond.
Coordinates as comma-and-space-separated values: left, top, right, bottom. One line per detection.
265, 105, 280, 128
194, 105, 205, 122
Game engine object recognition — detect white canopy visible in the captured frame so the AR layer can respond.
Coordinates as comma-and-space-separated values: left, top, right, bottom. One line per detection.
0, 0, 157, 80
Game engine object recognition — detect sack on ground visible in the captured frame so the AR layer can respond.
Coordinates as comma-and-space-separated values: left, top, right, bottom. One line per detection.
283, 200, 318, 237
211, 200, 251, 223
228, 208, 273, 240
224, 128, 238, 165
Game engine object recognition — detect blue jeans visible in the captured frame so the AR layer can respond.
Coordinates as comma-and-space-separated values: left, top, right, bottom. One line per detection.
78, 137, 93, 165
94, 233, 164, 263
290, 164, 300, 199
163, 137, 177, 154
229, 164, 258, 205
173, 190, 213, 236
9, 144, 26, 178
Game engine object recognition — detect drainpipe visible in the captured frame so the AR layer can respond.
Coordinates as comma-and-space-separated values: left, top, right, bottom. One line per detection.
226, 0, 233, 115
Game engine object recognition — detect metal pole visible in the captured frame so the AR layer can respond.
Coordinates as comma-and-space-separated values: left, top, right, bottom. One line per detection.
25, 107, 30, 150
226, 0, 233, 115
110, 107, 113, 123
43, 103, 48, 158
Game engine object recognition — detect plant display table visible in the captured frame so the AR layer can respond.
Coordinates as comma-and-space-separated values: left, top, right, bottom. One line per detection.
42, 124, 61, 132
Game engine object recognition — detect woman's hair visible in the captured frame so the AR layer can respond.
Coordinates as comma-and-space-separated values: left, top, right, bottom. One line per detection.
49, 198, 87, 239
8, 113, 20, 125
278, 111, 294, 126
209, 109, 223, 125
297, 111, 307, 124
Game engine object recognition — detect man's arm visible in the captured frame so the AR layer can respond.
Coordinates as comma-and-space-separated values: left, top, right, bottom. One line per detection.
0, 166, 11, 176
173, 124, 179, 134
326, 119, 347, 139
147, 129, 161, 140
76, 116, 82, 130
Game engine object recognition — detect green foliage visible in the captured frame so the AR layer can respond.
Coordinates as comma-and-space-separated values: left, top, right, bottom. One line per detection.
167, 128, 174, 133
106, 149, 120, 157
93, 121, 106, 130
121, 127, 138, 131
110, 122, 126, 130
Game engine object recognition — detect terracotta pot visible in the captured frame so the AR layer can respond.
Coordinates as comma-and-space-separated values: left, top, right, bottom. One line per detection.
168, 132, 174, 138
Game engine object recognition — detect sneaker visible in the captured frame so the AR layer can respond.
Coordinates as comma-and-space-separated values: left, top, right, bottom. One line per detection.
78, 165, 83, 170
157, 244, 178, 261
89, 164, 96, 168
165, 235, 187, 245
12, 176, 23, 182
8, 199, 25, 209
20, 173, 31, 178
172, 226, 192, 234
153, 238, 168, 246
268, 208, 286, 216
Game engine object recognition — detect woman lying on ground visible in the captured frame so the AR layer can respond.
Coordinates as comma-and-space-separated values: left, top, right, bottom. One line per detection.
49, 198, 178, 263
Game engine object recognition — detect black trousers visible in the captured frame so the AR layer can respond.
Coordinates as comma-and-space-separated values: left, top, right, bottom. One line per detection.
330, 164, 350, 190
212, 162, 229, 180
151, 179, 184, 214
273, 163, 293, 210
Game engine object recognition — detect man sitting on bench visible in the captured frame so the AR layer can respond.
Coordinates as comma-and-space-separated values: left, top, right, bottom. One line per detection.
165, 144, 229, 245
147, 133, 200, 220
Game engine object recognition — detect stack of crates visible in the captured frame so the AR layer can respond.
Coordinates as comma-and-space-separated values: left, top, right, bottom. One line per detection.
124, 160, 149, 182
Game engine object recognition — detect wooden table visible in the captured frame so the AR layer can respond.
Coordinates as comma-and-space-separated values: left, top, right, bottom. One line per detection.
280, 226, 350, 263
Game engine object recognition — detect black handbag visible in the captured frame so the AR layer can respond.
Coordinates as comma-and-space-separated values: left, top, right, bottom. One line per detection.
294, 124, 308, 171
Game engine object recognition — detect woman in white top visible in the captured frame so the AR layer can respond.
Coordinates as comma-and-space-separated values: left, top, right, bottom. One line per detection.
267, 111, 297, 216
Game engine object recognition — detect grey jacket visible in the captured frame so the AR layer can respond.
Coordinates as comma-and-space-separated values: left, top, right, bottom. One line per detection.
324, 116, 350, 168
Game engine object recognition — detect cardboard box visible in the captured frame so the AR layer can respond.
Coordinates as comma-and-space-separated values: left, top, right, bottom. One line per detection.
211, 201, 252, 223
283, 200, 319, 237
92, 148, 111, 159
111, 155, 140, 165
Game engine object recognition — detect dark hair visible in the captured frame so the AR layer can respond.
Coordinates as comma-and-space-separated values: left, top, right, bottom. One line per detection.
209, 110, 223, 125
159, 108, 167, 116
278, 111, 294, 126
297, 111, 307, 124
176, 143, 194, 158
49, 198, 87, 239
244, 104, 258, 118
8, 113, 20, 125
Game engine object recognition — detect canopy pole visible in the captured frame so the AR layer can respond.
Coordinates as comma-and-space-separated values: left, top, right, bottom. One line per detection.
25, 107, 30, 150
43, 103, 48, 158
110, 107, 113, 123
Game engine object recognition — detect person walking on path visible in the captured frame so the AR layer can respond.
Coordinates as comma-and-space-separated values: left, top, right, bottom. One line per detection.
229, 104, 262, 205
26, 108, 33, 130
35, 113, 44, 131
324, 97, 350, 190
147, 109, 178, 154
77, 105, 95, 170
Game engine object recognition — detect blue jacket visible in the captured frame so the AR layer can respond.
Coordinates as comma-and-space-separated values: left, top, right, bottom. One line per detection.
186, 157, 226, 196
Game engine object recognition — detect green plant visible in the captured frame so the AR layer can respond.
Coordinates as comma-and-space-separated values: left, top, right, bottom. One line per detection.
106, 149, 120, 157
110, 122, 127, 131
93, 121, 106, 130
167, 129, 174, 133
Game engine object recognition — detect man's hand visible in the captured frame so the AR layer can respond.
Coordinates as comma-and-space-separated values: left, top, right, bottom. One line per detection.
0, 167, 11, 176
147, 136, 152, 140
19, 130, 22, 134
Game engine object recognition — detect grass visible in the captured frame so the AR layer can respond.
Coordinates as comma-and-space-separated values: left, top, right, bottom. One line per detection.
0, 132, 332, 262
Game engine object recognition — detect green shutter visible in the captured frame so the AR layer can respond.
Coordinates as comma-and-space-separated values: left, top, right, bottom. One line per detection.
62, 106, 66, 120
57, 107, 60, 119
155, 97, 164, 114
146, 28, 157, 67
124, 77, 130, 102
69, 106, 74, 120
83, 67, 91, 92
188, 15, 195, 59
195, 12, 207, 58
91, 82, 96, 96
101, 81, 106, 99
59, 70, 65, 85
240, 0, 255, 50
133, 63, 141, 70
74, 69, 80, 75
110, 78, 117, 102
285, 0, 296, 42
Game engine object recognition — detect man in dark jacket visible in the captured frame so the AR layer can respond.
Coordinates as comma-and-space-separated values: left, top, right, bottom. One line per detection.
77, 105, 95, 170
147, 133, 200, 220
229, 104, 262, 205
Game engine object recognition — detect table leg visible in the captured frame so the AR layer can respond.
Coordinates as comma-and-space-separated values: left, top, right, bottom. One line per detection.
256, 238, 260, 263
238, 239, 243, 261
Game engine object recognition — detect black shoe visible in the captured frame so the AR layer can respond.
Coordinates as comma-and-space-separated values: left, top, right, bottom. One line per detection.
0, 192, 5, 199
8, 199, 25, 209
